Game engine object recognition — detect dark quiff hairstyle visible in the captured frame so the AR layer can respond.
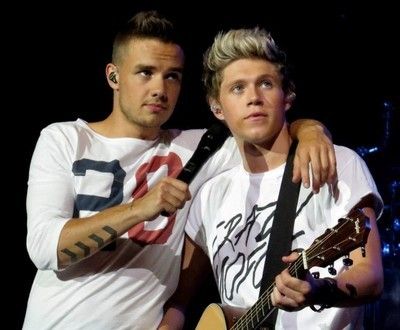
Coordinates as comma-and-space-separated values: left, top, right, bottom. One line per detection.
112, 10, 182, 64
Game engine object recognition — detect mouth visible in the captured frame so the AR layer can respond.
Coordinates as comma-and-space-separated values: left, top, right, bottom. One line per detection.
145, 103, 167, 113
245, 112, 267, 120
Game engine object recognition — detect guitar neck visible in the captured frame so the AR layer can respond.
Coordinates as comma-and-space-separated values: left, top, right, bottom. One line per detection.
230, 295, 275, 330
231, 260, 302, 330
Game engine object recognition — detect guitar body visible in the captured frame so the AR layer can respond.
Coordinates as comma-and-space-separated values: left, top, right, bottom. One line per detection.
196, 303, 246, 330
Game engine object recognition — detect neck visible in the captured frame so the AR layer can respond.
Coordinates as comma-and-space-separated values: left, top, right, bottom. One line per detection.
89, 112, 160, 140
239, 125, 291, 173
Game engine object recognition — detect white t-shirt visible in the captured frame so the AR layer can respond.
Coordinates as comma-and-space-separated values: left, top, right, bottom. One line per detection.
24, 119, 240, 330
186, 145, 383, 330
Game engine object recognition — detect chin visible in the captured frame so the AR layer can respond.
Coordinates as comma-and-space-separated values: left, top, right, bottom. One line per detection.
247, 129, 271, 141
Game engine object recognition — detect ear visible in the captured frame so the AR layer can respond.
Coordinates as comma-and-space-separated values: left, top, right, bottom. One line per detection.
284, 92, 296, 111
209, 98, 224, 120
106, 63, 119, 88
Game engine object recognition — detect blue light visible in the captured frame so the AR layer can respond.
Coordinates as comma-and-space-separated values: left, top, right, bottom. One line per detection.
356, 146, 380, 157
382, 242, 391, 257
393, 218, 400, 232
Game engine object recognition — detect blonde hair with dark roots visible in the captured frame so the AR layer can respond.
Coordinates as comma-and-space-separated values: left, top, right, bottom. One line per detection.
203, 27, 295, 100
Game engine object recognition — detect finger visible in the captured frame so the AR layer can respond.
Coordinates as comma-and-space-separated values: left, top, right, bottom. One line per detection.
270, 285, 280, 307
309, 149, 321, 193
292, 154, 302, 184
153, 179, 190, 215
295, 150, 311, 189
282, 251, 300, 263
318, 146, 329, 186
327, 147, 337, 184
161, 185, 191, 210
276, 295, 302, 311
274, 276, 298, 308
276, 272, 308, 308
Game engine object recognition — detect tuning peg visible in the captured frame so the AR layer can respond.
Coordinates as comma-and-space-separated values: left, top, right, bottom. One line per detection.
312, 272, 320, 279
328, 265, 337, 275
361, 246, 366, 257
343, 256, 353, 267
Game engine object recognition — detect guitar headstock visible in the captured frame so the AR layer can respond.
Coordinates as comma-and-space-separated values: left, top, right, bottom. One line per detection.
306, 208, 371, 269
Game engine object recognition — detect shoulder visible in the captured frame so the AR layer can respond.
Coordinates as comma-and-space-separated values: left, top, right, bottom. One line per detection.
40, 119, 87, 139
334, 144, 369, 171
158, 128, 205, 150
334, 144, 359, 159
334, 145, 364, 167
164, 128, 206, 147
197, 166, 240, 196
34, 119, 92, 158
166, 128, 237, 153
333, 144, 383, 217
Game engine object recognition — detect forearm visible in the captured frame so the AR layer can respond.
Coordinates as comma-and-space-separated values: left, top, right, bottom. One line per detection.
315, 207, 383, 308
158, 306, 186, 330
166, 239, 210, 310
334, 263, 382, 307
289, 119, 332, 141
161, 236, 211, 328
58, 177, 191, 268
334, 210, 383, 306
57, 201, 144, 268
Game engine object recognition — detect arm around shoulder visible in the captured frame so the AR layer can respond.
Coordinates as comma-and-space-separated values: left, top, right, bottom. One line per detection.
289, 119, 337, 193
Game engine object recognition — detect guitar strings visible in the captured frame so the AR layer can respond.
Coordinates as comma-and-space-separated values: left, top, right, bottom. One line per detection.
231, 216, 358, 330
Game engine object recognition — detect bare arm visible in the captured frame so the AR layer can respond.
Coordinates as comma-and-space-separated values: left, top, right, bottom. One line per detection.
331, 206, 383, 306
271, 206, 383, 310
58, 177, 190, 268
158, 235, 211, 330
289, 119, 337, 193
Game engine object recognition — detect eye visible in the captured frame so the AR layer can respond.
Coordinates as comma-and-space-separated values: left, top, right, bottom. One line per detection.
260, 80, 273, 89
139, 70, 152, 77
166, 72, 182, 82
232, 84, 244, 94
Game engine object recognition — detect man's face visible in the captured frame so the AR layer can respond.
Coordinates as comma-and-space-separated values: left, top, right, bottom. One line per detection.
217, 58, 291, 146
114, 38, 184, 137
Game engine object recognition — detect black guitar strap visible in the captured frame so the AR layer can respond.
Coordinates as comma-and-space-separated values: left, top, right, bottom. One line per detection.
259, 140, 301, 328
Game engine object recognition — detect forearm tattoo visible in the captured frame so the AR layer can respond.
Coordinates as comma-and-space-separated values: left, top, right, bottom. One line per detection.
88, 233, 105, 247
102, 225, 117, 240
60, 248, 78, 263
61, 225, 118, 263
75, 241, 90, 257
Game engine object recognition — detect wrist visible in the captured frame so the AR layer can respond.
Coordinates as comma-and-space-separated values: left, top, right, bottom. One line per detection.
297, 124, 324, 139
310, 277, 339, 312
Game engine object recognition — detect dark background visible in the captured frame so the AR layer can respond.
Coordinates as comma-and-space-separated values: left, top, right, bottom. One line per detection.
12, 1, 398, 329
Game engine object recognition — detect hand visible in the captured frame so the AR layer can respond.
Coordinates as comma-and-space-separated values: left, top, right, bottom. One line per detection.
292, 125, 337, 193
271, 252, 318, 311
131, 177, 191, 221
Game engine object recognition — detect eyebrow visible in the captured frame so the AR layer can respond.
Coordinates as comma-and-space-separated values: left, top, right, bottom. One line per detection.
227, 73, 279, 85
135, 64, 184, 74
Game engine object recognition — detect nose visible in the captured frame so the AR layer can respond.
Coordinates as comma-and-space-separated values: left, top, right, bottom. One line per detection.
151, 77, 167, 101
247, 86, 263, 106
